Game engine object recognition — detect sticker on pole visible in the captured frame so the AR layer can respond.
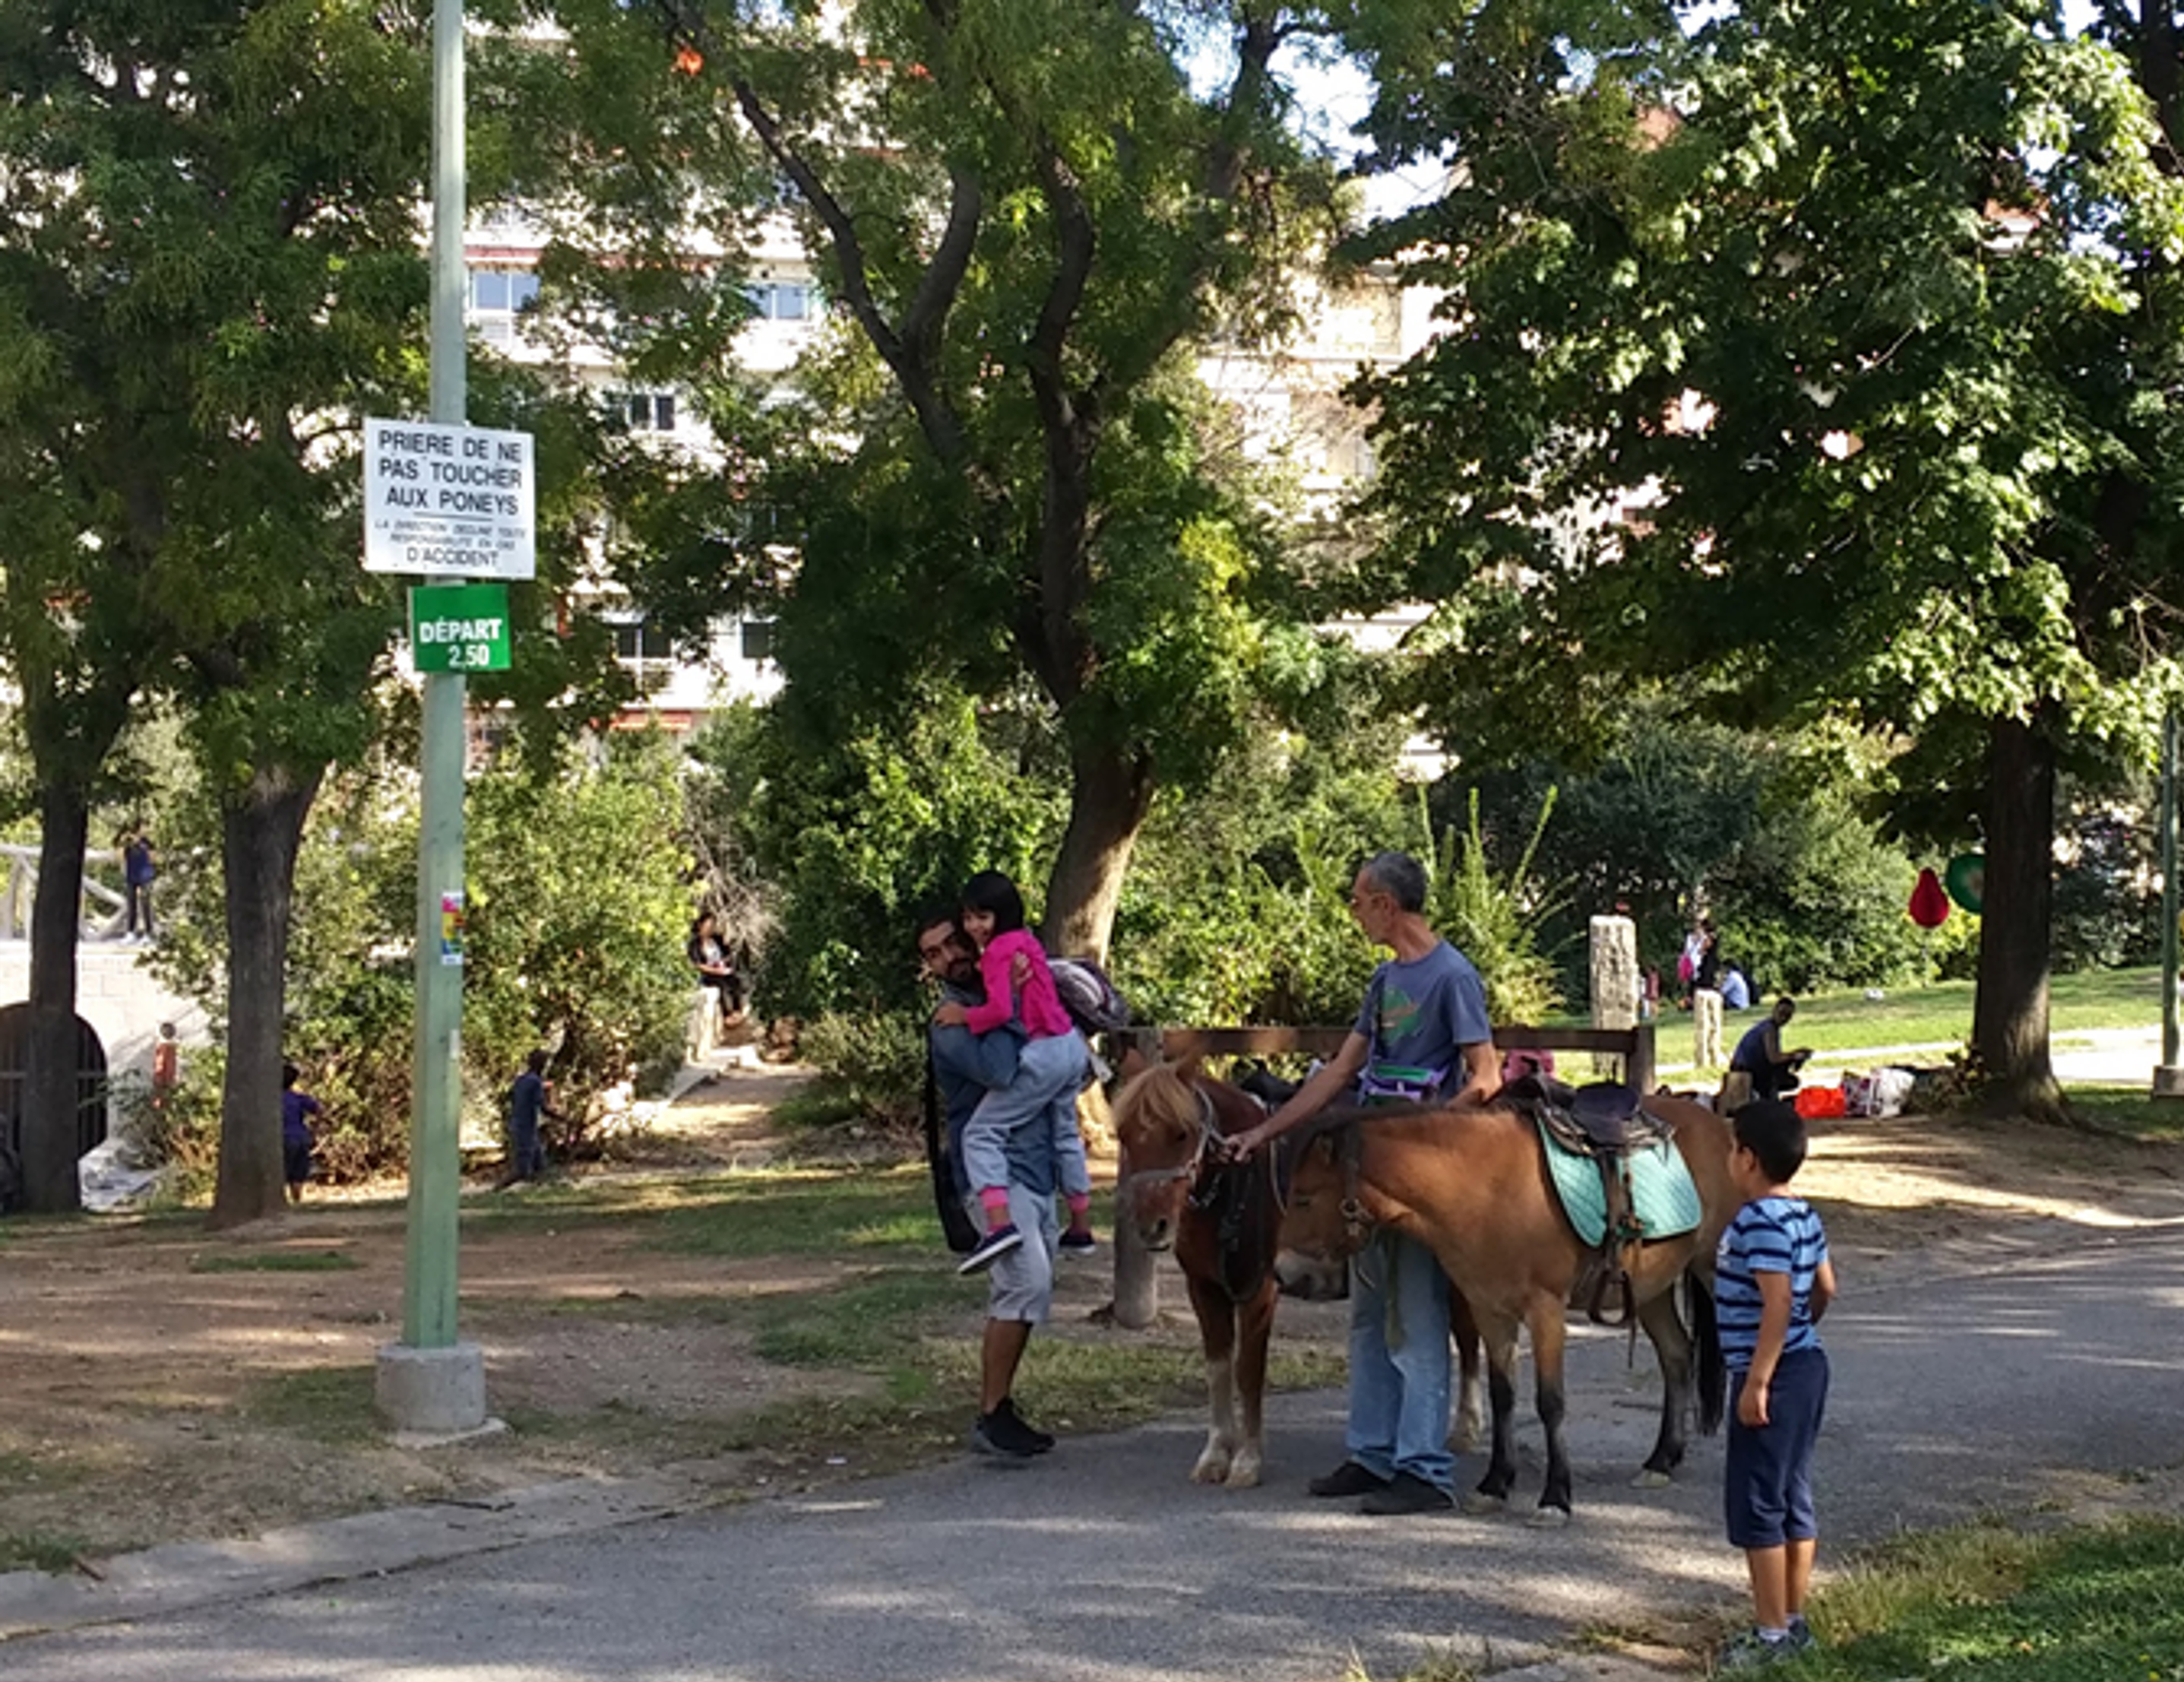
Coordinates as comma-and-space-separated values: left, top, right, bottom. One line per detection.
365, 417, 536, 579
439, 892, 467, 968
409, 584, 512, 673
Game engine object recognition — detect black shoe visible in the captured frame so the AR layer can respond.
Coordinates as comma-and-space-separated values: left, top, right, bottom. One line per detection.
970, 1408, 1043, 1459
1059, 1227, 1098, 1255
957, 1224, 1024, 1275
996, 1397, 1054, 1452
1358, 1471, 1455, 1515
1307, 1460, 1391, 1498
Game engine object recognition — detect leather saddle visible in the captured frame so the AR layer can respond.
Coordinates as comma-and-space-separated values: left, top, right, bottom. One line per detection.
1502, 1074, 1677, 1328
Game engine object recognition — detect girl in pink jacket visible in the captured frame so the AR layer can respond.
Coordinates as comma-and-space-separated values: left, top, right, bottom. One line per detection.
934, 870, 1096, 1273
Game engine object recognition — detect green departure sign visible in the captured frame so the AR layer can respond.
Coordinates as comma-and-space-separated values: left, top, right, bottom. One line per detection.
408, 583, 511, 673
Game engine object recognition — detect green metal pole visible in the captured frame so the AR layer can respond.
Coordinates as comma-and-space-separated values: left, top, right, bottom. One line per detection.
401, 0, 469, 1351
2163, 705, 2179, 1076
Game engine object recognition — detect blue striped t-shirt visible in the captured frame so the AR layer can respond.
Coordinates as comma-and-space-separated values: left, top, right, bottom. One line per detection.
1715, 1195, 1828, 1373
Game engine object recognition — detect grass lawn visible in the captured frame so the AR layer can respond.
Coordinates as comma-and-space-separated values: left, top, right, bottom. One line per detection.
1635, 965, 2166, 1061
1761, 1516, 2184, 1680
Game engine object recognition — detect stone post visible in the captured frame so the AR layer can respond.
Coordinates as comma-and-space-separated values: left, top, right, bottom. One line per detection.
1105, 1029, 1160, 1329
1694, 989, 1725, 1071
1589, 915, 1639, 1081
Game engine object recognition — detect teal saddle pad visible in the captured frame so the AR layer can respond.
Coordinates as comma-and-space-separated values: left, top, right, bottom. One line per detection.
1537, 1120, 1702, 1247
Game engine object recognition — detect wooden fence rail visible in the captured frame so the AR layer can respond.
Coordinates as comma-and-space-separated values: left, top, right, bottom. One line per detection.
1103, 1018, 1657, 1329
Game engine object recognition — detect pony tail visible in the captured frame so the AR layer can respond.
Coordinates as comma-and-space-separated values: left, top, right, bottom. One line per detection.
1688, 1268, 1727, 1437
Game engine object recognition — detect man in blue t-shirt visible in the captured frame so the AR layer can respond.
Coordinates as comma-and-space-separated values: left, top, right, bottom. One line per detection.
1230, 851, 1496, 1514
1731, 997, 1812, 1101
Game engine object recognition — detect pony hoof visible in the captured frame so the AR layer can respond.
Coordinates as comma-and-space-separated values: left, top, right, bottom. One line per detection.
1461, 1491, 1509, 1517
1527, 1505, 1572, 1530
1225, 1455, 1263, 1490
1632, 1469, 1673, 1490
1191, 1453, 1233, 1486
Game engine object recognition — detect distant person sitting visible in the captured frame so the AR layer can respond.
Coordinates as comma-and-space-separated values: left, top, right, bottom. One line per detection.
1720, 966, 1752, 1012
686, 911, 745, 1022
1731, 998, 1812, 1102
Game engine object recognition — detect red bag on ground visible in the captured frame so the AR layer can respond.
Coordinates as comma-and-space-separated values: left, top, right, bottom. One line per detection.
1794, 1085, 1847, 1120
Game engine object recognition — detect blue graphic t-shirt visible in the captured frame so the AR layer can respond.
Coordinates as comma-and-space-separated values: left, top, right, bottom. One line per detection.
1353, 941, 1492, 1097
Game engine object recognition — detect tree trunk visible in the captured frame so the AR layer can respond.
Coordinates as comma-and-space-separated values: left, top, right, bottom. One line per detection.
1041, 739, 1155, 965
1972, 711, 2065, 1121
20, 786, 92, 1213
207, 764, 322, 1230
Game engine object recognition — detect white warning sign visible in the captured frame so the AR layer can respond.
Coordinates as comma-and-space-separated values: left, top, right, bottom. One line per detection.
363, 417, 536, 580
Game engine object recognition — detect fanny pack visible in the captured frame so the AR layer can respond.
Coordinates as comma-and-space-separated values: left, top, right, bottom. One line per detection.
1356, 1061, 1447, 1106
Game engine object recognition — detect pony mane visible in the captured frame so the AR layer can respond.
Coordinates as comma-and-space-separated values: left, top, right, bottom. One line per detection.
1115, 1061, 1204, 1139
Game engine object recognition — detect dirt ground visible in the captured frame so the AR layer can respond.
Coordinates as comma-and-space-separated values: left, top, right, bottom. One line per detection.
5, 1073, 2182, 1568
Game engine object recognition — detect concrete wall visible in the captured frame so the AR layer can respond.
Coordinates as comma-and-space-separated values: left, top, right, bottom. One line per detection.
0, 939, 210, 1088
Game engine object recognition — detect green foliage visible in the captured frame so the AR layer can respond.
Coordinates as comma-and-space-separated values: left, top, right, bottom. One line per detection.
1460, 713, 1934, 1003
465, 733, 697, 1104
144, 740, 698, 1181
791, 1012, 929, 1132
1420, 787, 1565, 1026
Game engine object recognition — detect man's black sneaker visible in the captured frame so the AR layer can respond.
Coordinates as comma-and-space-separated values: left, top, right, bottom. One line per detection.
997, 1396, 1054, 1452
970, 1408, 1043, 1459
957, 1224, 1024, 1275
1307, 1460, 1391, 1498
1358, 1471, 1455, 1515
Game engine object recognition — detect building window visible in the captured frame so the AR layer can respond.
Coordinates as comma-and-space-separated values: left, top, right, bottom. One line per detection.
612, 621, 671, 661
746, 282, 813, 322
611, 391, 678, 432
468, 268, 540, 346
739, 618, 777, 662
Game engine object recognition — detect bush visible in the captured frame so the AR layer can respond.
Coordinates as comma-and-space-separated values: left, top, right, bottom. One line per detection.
793, 1010, 928, 1132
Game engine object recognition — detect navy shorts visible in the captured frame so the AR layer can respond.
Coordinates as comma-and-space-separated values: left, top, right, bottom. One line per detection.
1725, 1346, 1828, 1548
283, 1139, 314, 1186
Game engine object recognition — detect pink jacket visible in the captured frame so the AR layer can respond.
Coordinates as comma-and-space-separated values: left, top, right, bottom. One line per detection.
964, 929, 1075, 1040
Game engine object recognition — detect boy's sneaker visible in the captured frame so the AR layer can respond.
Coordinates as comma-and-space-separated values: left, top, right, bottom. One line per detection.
1786, 1615, 1815, 1652
1059, 1227, 1098, 1256
970, 1407, 1043, 1459
957, 1224, 1024, 1275
996, 1396, 1054, 1452
1718, 1628, 1795, 1671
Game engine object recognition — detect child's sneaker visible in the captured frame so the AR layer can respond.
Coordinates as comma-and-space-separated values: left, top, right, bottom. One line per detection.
1786, 1615, 1815, 1652
1718, 1628, 1795, 1671
957, 1224, 1025, 1275
1059, 1227, 1098, 1256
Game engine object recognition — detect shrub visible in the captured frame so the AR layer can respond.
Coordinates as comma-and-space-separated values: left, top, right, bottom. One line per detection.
793, 1009, 928, 1132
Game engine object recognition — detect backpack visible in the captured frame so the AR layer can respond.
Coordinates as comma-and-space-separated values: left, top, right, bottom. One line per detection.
1049, 956, 1131, 1034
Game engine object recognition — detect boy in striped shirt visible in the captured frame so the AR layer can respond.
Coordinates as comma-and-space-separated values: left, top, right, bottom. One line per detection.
1716, 1100, 1838, 1670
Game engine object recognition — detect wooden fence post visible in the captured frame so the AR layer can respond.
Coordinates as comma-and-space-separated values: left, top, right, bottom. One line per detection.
1106, 1028, 1160, 1329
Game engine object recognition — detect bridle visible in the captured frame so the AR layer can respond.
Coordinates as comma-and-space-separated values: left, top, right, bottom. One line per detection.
1116, 1085, 1221, 1196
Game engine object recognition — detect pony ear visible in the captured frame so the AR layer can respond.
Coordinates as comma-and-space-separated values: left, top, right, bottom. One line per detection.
1174, 1053, 1204, 1084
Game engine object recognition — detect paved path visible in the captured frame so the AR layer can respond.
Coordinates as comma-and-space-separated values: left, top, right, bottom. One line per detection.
11, 1223, 2184, 1682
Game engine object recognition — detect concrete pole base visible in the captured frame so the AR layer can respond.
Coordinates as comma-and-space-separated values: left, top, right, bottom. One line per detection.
375, 1341, 489, 1439
2153, 1066, 2184, 1101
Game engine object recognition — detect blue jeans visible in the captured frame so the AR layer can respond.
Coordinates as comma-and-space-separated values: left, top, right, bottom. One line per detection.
1346, 1229, 1455, 1490
959, 1033, 1091, 1203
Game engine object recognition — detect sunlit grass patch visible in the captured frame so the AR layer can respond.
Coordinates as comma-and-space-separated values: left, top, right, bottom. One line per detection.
189, 1249, 361, 1274
0, 1529, 95, 1574
1771, 1515, 2184, 1680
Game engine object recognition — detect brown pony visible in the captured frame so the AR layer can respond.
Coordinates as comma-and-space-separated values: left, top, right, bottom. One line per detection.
1282, 1092, 1732, 1524
1113, 1063, 1486, 1488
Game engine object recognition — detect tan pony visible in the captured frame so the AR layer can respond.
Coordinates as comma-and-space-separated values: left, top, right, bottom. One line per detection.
1113, 1062, 1486, 1488
1282, 1091, 1734, 1524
